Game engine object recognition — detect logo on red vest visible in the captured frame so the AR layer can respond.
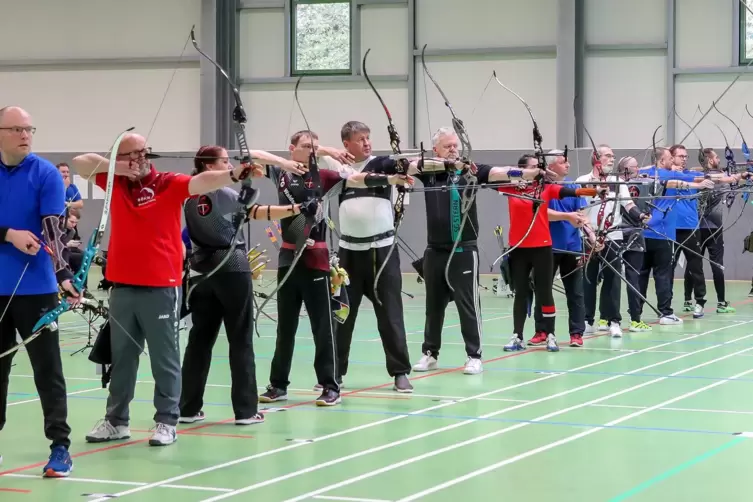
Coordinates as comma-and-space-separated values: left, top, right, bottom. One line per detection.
304, 178, 314, 189
197, 195, 213, 216
629, 186, 640, 198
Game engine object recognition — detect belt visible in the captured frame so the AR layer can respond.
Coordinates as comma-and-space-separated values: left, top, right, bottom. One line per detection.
281, 241, 328, 250
340, 230, 394, 244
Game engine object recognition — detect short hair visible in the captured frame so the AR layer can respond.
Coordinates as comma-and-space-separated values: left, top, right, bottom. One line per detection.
68, 207, 81, 219
546, 149, 565, 167
290, 130, 319, 146
341, 121, 370, 142
431, 127, 457, 147
669, 144, 687, 155
517, 154, 536, 168
56, 162, 69, 169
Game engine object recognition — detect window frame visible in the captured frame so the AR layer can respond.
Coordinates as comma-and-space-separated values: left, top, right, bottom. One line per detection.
290, 0, 353, 76
740, 1, 753, 65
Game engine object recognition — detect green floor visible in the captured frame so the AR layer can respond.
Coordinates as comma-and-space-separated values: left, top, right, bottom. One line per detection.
2, 270, 753, 501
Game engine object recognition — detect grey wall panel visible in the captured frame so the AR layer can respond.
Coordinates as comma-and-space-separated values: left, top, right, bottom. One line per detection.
43, 148, 753, 280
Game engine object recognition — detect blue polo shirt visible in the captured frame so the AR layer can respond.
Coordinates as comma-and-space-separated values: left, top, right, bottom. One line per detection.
65, 183, 82, 203
549, 180, 585, 253
673, 170, 698, 230
640, 167, 698, 241
0, 154, 66, 295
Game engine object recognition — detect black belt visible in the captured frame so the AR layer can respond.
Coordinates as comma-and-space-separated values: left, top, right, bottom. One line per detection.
340, 230, 394, 244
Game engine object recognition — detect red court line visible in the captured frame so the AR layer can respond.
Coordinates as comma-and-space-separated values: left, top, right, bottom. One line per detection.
130, 429, 255, 440
290, 391, 410, 400
0, 487, 31, 493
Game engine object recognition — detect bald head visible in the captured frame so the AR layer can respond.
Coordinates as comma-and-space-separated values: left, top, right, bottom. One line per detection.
0, 106, 35, 166
117, 132, 152, 179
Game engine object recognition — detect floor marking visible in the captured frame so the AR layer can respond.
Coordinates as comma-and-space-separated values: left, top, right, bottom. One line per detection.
0, 487, 31, 493
3, 473, 232, 492
7, 387, 101, 407
254, 332, 753, 502
393, 354, 753, 501
182, 326, 753, 502
607, 437, 745, 501
313, 496, 392, 502
130, 429, 255, 440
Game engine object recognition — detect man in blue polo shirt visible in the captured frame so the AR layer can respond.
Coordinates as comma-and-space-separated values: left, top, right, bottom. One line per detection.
0, 106, 79, 477
533, 150, 588, 347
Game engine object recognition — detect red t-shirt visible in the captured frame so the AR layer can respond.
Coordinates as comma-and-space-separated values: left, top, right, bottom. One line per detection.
497, 183, 562, 248
95, 165, 191, 287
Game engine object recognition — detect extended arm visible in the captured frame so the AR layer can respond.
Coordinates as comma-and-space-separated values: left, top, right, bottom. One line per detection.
248, 203, 303, 220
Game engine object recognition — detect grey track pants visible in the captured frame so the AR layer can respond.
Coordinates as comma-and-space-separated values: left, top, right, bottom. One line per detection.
105, 285, 182, 427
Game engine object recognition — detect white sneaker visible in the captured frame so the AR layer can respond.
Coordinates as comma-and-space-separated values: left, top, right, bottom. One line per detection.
178, 411, 205, 423
412, 351, 438, 372
609, 322, 623, 338
693, 304, 704, 318
659, 314, 683, 325
584, 322, 597, 334
235, 413, 265, 425
149, 423, 177, 446
463, 357, 483, 375
85, 419, 131, 443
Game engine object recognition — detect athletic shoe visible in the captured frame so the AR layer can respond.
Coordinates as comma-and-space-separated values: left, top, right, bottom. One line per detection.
412, 351, 438, 372
258, 386, 288, 403
683, 301, 693, 312
503, 335, 526, 351
528, 332, 547, 346
85, 419, 131, 443
42, 446, 72, 478
659, 314, 683, 325
178, 410, 205, 423
609, 322, 623, 338
149, 423, 177, 446
569, 334, 583, 347
393, 374, 413, 393
546, 334, 559, 352
598, 320, 609, 331
584, 322, 597, 334
717, 302, 736, 313
463, 357, 483, 375
693, 304, 704, 318
629, 321, 652, 332
749, 286, 753, 297
236, 413, 265, 425
315, 389, 341, 406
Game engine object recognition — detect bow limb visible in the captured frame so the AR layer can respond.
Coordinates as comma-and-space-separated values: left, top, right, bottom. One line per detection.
421, 45, 476, 293
363, 49, 410, 305
185, 26, 259, 306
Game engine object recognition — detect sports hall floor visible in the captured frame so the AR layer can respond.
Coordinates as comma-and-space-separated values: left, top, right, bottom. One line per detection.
2, 270, 753, 501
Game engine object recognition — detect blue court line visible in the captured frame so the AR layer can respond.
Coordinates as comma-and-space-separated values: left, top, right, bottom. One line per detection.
607, 437, 745, 501
46, 394, 742, 438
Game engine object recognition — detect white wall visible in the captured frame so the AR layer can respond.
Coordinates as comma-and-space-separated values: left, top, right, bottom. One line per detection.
0, 0, 201, 152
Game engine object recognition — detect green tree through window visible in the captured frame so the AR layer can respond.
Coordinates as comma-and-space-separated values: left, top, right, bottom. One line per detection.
740, 0, 753, 63
292, 0, 351, 75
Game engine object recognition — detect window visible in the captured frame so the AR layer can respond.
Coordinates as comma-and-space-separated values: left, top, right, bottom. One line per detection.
291, 0, 352, 75
740, 0, 753, 64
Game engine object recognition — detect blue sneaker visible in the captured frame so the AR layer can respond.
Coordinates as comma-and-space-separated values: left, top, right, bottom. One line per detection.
43, 445, 73, 478
503, 335, 526, 351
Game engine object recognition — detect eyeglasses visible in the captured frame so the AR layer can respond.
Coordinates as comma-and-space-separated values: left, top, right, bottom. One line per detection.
0, 126, 36, 135
117, 147, 152, 160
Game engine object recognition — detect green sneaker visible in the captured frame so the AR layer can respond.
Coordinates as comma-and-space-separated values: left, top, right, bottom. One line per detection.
629, 320, 652, 332
598, 319, 608, 331
716, 302, 736, 313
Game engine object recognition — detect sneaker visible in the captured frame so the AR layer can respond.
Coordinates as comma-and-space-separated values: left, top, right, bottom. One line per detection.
42, 446, 72, 478
528, 332, 548, 346
717, 301, 736, 313
258, 386, 288, 403
609, 322, 623, 338
546, 334, 559, 352
584, 322, 597, 334
463, 357, 483, 375
693, 303, 704, 319
598, 320, 608, 331
503, 335, 526, 351
85, 419, 131, 443
393, 374, 413, 393
629, 320, 652, 332
149, 423, 177, 446
236, 413, 265, 425
683, 301, 693, 312
178, 410, 205, 424
315, 389, 341, 406
749, 287, 753, 297
569, 334, 583, 347
412, 351, 438, 372
314, 378, 343, 391
659, 314, 683, 325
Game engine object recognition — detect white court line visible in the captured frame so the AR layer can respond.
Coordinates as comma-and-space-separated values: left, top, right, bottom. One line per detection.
313, 497, 391, 502
395, 359, 753, 501
4, 473, 232, 493
7, 387, 101, 406
222, 333, 753, 502
86, 321, 749, 502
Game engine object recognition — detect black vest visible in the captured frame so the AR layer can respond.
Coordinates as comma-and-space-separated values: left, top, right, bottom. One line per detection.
277, 171, 327, 244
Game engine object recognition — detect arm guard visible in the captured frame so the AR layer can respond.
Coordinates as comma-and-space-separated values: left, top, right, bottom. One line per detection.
41, 215, 74, 284
364, 172, 391, 187
627, 205, 643, 222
